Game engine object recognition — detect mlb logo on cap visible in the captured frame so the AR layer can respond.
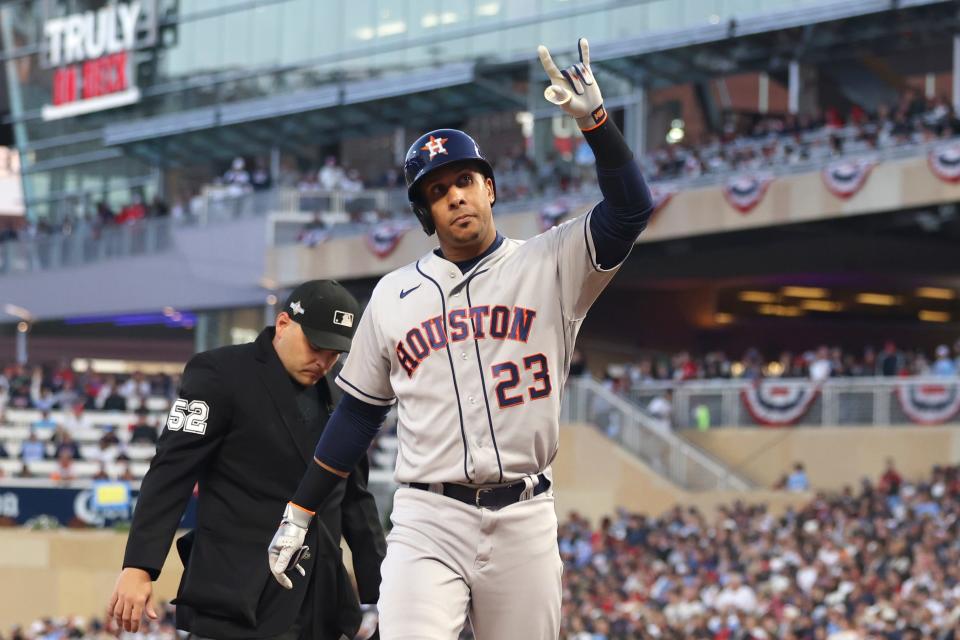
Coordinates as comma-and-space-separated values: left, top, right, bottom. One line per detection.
333, 310, 354, 328
282, 280, 360, 352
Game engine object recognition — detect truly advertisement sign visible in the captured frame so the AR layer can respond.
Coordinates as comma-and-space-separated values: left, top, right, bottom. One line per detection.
41, 1, 157, 121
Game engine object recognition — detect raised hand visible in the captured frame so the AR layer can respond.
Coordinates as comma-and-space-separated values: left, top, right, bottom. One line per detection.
537, 38, 606, 130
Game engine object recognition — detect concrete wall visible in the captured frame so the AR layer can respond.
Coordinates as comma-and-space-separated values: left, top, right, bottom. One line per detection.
553, 423, 810, 525
0, 528, 182, 629
685, 426, 960, 491
2, 217, 268, 323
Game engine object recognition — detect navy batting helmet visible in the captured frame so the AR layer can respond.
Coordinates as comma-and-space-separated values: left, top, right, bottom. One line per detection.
403, 129, 496, 235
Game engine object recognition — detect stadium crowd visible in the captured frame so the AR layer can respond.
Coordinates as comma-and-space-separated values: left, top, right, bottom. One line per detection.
0, 363, 174, 482
4, 87, 958, 252
3, 461, 960, 639
554, 460, 960, 639
603, 340, 960, 388
644, 88, 960, 181
3, 336, 959, 480
0, 363, 177, 412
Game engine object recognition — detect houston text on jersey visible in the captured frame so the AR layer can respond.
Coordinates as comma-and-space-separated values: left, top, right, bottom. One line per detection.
396, 305, 537, 377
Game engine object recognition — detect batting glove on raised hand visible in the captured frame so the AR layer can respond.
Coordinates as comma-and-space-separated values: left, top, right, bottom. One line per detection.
268, 502, 313, 589
538, 38, 606, 131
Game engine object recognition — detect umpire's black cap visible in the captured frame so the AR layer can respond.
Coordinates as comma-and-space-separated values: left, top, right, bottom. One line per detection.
281, 280, 359, 352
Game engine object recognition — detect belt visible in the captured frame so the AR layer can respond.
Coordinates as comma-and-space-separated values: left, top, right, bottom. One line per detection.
408, 473, 551, 510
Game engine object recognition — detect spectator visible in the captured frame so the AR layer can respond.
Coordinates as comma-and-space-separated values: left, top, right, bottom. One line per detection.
646, 389, 673, 431
223, 157, 251, 196
31, 409, 58, 432
0, 440, 9, 458
251, 160, 271, 191
115, 194, 147, 225
318, 156, 344, 190
118, 371, 150, 403
53, 431, 81, 460
129, 411, 159, 445
149, 195, 170, 218
878, 340, 902, 376
19, 430, 46, 462
713, 573, 758, 613
94, 428, 127, 464
50, 450, 76, 484
786, 462, 810, 491
55, 379, 80, 409
931, 344, 957, 376
117, 461, 136, 482
14, 462, 33, 478
297, 212, 329, 247
97, 377, 126, 411
61, 402, 93, 435
879, 457, 903, 497
93, 462, 111, 481
31, 387, 58, 411
809, 345, 832, 381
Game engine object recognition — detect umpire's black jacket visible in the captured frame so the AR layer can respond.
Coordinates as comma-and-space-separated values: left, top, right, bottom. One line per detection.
123, 328, 385, 639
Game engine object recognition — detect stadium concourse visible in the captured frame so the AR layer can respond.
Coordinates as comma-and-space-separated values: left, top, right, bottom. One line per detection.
2, 461, 960, 639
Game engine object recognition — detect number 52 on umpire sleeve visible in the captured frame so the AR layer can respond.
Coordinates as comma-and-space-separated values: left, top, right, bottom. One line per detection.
166, 398, 211, 435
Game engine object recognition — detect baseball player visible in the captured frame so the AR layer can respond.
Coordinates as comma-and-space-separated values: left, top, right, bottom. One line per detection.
268, 38, 653, 639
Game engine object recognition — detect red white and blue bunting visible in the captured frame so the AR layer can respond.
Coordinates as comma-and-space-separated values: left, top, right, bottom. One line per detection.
896, 381, 960, 425
366, 220, 414, 259
723, 174, 774, 214
741, 380, 820, 426
821, 158, 877, 199
928, 141, 960, 183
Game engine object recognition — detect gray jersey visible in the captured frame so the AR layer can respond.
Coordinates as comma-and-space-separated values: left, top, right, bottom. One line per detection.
337, 209, 621, 485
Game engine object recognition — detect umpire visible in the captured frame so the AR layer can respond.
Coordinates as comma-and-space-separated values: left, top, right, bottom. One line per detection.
109, 280, 385, 640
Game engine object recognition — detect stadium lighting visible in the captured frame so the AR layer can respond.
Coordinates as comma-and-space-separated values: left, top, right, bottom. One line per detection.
764, 361, 784, 376
781, 286, 829, 299
800, 300, 843, 312
3, 303, 33, 321
476, 2, 500, 16
16, 321, 28, 333
856, 293, 899, 306
757, 304, 804, 317
916, 287, 956, 300
738, 291, 777, 303
666, 119, 685, 144
266, 294, 278, 306
919, 310, 951, 323
714, 313, 734, 325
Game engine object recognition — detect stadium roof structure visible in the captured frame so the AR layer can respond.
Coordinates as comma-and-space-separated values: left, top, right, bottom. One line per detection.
590, 0, 960, 88
101, 62, 519, 165
96, 0, 959, 166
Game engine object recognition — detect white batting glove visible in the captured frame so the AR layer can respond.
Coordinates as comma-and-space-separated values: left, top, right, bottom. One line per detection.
538, 38, 606, 131
268, 502, 313, 589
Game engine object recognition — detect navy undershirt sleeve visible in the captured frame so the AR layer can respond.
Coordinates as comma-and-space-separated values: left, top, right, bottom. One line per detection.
583, 119, 654, 269
314, 393, 390, 473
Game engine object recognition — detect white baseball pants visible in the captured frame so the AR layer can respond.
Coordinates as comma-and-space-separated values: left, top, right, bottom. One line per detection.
378, 486, 562, 639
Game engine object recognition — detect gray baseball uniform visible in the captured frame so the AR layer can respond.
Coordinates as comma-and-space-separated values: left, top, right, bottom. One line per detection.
336, 210, 621, 638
